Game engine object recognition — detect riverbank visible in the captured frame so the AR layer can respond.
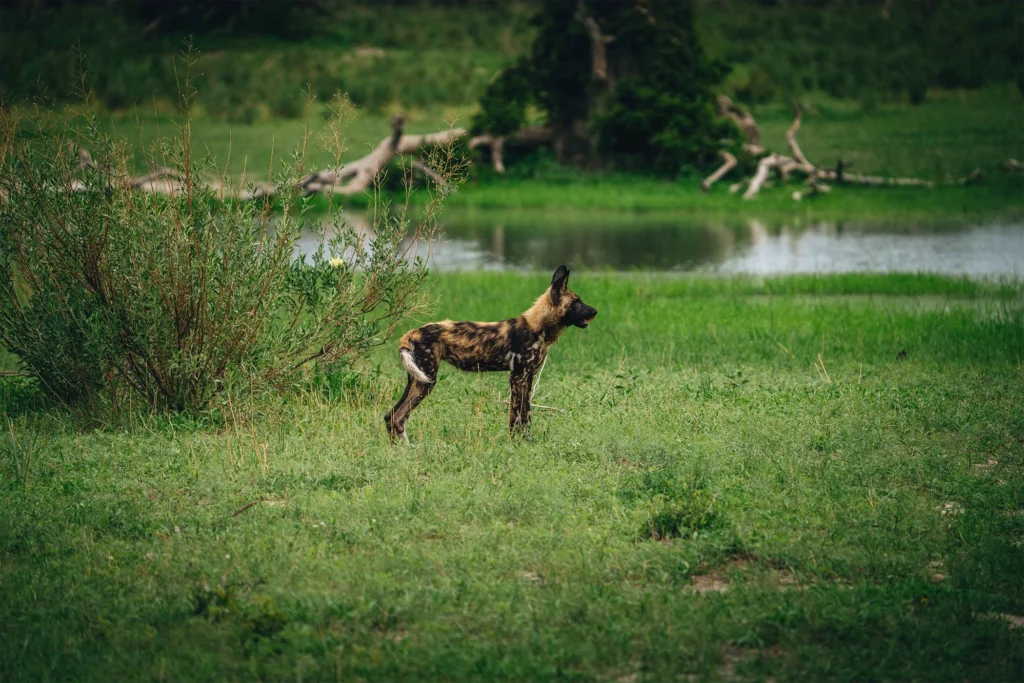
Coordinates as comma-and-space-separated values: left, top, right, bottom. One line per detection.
2, 272, 1022, 681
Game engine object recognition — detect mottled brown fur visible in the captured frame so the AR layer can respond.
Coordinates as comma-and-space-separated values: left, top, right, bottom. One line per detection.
384, 266, 597, 441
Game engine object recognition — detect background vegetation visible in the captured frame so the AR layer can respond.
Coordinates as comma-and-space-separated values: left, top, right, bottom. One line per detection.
3, 1, 1021, 119
704, 0, 1024, 107
59, 85, 1017, 217
0, 1, 535, 120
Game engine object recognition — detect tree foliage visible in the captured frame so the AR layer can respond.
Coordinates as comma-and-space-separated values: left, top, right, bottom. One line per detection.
472, 0, 734, 175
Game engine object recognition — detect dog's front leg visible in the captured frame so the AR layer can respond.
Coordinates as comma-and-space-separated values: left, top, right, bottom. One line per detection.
509, 366, 535, 435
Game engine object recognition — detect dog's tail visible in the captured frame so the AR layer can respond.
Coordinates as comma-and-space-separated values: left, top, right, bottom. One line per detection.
400, 347, 433, 384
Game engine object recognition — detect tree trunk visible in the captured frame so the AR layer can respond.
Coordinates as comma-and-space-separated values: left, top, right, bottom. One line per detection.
546, 2, 619, 169
579, 10, 615, 169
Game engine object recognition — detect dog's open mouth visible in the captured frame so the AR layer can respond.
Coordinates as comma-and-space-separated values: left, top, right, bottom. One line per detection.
580, 317, 594, 328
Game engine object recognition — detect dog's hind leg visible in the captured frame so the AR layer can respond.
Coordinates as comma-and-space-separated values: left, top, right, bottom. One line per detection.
385, 376, 413, 441
384, 346, 438, 443
385, 379, 434, 442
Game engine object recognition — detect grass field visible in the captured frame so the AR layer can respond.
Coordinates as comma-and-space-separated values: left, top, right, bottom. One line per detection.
94, 86, 1024, 218
2, 272, 1022, 681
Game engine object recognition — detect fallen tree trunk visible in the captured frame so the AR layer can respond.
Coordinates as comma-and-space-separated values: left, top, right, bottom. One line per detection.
716, 95, 763, 155
68, 115, 554, 198
701, 96, 764, 191
743, 153, 797, 199
783, 103, 811, 168
706, 98, 977, 201
470, 133, 506, 173
408, 158, 448, 188
300, 115, 468, 196
700, 150, 737, 192
468, 126, 554, 175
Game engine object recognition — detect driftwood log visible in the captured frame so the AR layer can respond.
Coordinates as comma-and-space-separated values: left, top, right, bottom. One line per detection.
467, 126, 554, 175
703, 99, 983, 200
299, 114, 468, 196
66, 114, 554, 199
716, 95, 764, 155
700, 95, 763, 192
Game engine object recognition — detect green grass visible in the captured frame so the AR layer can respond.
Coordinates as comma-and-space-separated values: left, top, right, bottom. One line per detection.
2, 273, 1023, 681
437, 174, 1023, 219
99, 86, 1024, 218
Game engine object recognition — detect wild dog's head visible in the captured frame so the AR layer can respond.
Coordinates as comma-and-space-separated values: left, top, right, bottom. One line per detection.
548, 265, 597, 329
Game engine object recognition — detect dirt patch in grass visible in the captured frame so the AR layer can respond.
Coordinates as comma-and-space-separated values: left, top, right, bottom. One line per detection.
972, 457, 999, 475
706, 645, 783, 682
980, 613, 1024, 630
686, 556, 812, 595
928, 560, 947, 584
686, 572, 731, 594
940, 502, 964, 516
684, 557, 750, 594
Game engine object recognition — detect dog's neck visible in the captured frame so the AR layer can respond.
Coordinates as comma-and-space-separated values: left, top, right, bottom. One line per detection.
520, 292, 566, 344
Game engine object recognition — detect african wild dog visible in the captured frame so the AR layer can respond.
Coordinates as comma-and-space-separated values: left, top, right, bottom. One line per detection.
384, 265, 597, 442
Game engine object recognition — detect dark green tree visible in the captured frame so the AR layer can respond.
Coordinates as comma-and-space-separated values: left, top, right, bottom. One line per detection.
472, 0, 734, 175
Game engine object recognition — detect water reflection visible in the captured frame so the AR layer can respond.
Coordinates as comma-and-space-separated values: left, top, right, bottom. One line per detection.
292, 210, 1024, 276
717, 221, 1024, 276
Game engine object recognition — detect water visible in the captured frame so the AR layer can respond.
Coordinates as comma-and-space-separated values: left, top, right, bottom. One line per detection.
714, 221, 1024, 276
294, 211, 1024, 276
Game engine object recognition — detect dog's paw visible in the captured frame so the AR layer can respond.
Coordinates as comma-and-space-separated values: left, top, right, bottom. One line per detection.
388, 430, 410, 445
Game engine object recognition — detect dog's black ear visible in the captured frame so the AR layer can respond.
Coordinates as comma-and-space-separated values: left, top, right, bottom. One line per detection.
550, 265, 570, 305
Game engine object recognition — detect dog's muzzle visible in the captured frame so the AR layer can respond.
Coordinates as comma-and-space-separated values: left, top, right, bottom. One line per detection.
577, 306, 597, 328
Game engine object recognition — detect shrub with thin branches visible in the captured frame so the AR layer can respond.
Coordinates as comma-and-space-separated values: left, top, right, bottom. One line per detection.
0, 53, 463, 414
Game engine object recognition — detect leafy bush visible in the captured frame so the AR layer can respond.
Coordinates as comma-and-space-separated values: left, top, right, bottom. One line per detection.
0, 67, 460, 414
471, 59, 533, 137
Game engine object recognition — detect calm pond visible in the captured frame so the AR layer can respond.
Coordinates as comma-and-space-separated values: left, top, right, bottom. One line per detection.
295, 210, 1024, 276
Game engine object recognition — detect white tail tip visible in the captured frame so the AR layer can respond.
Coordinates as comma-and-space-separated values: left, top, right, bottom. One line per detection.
400, 348, 432, 384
